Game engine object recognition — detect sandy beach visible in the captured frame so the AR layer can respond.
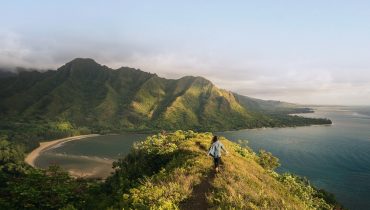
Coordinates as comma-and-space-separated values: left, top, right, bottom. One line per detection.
25, 134, 100, 167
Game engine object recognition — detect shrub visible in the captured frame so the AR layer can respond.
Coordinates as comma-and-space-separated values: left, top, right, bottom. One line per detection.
233, 139, 255, 159
3, 166, 92, 210
258, 149, 280, 170
118, 131, 207, 209
278, 173, 333, 210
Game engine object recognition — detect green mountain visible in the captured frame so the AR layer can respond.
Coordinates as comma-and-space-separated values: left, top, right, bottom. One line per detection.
0, 58, 331, 133
0, 58, 331, 151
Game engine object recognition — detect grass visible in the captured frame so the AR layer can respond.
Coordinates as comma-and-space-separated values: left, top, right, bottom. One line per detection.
110, 131, 334, 210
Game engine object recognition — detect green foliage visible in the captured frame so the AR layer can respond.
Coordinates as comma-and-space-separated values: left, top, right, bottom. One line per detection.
233, 139, 256, 159
134, 134, 179, 156
3, 166, 93, 210
258, 149, 281, 170
103, 130, 199, 208
278, 173, 334, 209
0, 139, 28, 175
1, 165, 101, 210
118, 131, 209, 209
122, 171, 186, 210
55, 121, 74, 131
60, 204, 78, 210
0, 119, 92, 151
0, 139, 31, 209
267, 113, 332, 127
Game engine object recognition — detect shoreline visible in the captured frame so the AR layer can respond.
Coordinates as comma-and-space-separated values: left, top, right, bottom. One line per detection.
24, 134, 100, 167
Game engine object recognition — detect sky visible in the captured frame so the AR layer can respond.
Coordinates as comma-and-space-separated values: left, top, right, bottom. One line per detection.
1, 0, 370, 105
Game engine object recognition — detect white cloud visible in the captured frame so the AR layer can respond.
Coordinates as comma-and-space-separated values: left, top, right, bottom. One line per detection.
1, 30, 370, 105
0, 30, 31, 68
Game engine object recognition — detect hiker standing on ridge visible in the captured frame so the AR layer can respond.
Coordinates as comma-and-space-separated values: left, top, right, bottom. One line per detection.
208, 136, 228, 173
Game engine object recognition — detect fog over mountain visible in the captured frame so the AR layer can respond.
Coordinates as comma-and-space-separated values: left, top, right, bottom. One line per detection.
1, 1, 370, 105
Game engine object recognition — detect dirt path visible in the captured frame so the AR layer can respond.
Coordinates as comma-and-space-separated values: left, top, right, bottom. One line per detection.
179, 171, 216, 210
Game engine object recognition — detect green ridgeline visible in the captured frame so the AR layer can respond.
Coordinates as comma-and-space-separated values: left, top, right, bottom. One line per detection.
0, 58, 331, 151
0, 131, 341, 210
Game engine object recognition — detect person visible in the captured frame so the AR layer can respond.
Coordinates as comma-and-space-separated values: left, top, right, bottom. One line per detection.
208, 136, 228, 172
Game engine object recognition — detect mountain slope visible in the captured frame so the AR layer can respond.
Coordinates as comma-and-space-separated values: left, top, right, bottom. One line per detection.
0, 58, 331, 134
103, 131, 336, 209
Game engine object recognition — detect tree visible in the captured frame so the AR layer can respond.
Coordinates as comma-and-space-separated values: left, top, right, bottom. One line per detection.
0, 138, 28, 175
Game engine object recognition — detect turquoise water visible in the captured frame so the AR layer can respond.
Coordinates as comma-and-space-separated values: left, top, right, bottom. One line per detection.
35, 106, 370, 209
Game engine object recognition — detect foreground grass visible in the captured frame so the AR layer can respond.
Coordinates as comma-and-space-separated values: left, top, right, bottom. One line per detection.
110, 131, 335, 210
1, 130, 338, 209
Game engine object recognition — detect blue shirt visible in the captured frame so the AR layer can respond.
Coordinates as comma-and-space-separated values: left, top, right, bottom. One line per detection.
208, 141, 226, 158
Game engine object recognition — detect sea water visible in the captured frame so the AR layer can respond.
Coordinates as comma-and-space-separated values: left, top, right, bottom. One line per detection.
217, 106, 370, 210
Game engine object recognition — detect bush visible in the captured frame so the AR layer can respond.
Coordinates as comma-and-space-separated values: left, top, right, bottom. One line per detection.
2, 165, 93, 210
0, 139, 28, 175
233, 139, 255, 159
278, 173, 333, 210
257, 149, 280, 170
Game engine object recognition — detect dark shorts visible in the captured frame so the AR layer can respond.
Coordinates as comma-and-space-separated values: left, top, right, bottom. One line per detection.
213, 157, 221, 168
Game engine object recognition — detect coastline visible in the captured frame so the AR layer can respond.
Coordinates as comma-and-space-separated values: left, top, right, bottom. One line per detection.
25, 134, 100, 167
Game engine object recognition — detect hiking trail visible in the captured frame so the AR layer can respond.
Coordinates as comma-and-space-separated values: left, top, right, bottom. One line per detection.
179, 171, 215, 210
180, 142, 216, 210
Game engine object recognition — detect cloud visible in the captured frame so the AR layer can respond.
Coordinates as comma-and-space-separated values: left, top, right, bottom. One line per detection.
0, 30, 32, 69
1, 29, 370, 105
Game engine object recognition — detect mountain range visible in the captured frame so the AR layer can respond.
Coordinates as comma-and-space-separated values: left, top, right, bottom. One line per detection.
0, 58, 331, 133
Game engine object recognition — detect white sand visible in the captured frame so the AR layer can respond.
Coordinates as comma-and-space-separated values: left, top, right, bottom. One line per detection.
25, 134, 99, 167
